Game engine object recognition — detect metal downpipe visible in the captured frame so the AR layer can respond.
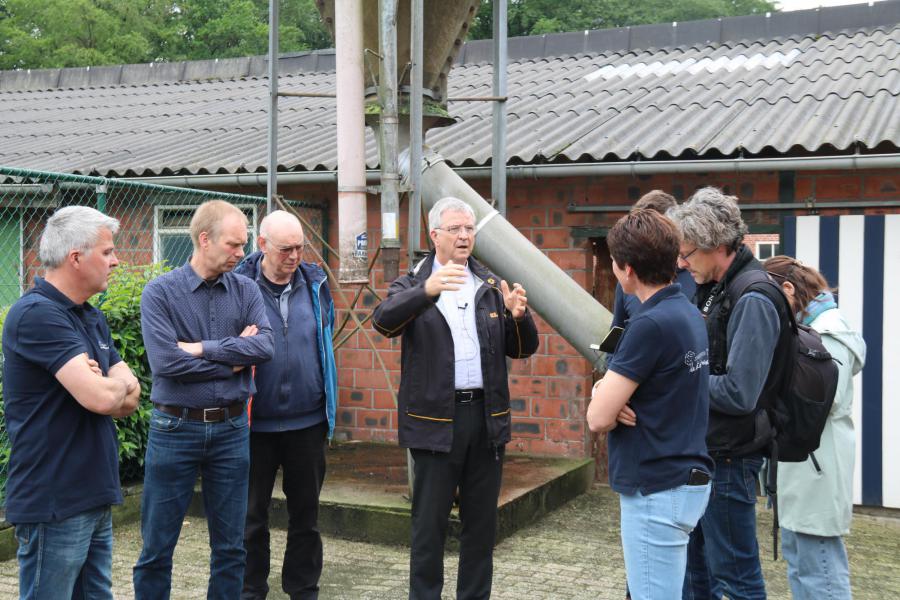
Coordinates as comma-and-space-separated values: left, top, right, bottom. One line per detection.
334, 0, 368, 283
401, 149, 611, 369
377, 0, 402, 282
129, 153, 900, 188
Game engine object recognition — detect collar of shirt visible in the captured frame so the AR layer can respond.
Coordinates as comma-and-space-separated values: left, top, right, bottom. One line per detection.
631, 283, 683, 318
32, 276, 98, 318
180, 261, 230, 292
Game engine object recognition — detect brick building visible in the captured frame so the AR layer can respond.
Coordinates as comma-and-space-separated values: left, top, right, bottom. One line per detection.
2, 3, 899, 502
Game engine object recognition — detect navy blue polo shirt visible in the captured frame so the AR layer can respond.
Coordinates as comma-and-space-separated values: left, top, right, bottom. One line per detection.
2, 277, 124, 523
606, 284, 714, 495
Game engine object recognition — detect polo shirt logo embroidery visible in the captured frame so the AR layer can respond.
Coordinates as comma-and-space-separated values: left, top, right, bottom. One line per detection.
99, 341, 110, 350
684, 350, 709, 373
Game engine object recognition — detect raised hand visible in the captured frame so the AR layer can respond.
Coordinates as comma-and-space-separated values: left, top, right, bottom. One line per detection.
500, 280, 527, 319
424, 263, 467, 297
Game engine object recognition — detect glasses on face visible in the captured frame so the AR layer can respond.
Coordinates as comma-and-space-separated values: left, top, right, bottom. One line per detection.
678, 247, 700, 262
272, 243, 306, 256
437, 225, 476, 236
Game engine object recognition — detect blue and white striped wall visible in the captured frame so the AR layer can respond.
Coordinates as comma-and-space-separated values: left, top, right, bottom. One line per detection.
783, 215, 900, 509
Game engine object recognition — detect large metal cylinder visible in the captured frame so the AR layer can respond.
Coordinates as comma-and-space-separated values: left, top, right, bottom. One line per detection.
401, 149, 612, 369
334, 0, 369, 283
317, 0, 479, 123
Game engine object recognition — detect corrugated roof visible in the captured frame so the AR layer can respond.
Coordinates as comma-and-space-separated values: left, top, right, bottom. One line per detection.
1, 3, 899, 176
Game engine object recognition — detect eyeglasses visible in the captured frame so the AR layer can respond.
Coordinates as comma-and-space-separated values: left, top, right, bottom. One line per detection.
436, 225, 476, 236
272, 243, 307, 256
678, 247, 699, 262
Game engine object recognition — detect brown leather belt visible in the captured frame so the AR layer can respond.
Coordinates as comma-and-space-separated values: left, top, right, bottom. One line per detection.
154, 401, 244, 423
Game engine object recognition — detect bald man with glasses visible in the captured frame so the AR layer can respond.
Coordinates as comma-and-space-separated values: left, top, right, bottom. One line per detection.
234, 210, 337, 600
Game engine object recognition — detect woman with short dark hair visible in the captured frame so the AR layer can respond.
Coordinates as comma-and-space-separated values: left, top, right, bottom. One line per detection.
764, 256, 865, 600
587, 209, 713, 600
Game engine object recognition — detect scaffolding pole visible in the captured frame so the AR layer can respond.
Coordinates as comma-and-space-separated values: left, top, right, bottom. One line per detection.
266, 0, 280, 213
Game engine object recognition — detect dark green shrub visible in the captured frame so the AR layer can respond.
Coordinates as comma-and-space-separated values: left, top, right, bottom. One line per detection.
92, 263, 170, 482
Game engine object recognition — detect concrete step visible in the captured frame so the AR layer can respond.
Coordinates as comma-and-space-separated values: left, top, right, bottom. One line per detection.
190, 442, 595, 547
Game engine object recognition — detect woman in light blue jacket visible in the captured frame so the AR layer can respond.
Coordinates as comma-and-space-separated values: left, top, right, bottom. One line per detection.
765, 256, 866, 600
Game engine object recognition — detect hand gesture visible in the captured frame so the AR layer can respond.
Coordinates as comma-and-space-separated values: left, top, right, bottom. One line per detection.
424, 263, 467, 298
500, 280, 527, 319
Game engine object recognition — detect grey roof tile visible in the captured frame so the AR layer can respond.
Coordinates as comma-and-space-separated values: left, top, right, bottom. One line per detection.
1, 10, 898, 176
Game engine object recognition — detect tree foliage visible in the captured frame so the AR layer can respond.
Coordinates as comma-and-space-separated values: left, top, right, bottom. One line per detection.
468, 0, 778, 40
0, 0, 331, 70
0, 0, 778, 70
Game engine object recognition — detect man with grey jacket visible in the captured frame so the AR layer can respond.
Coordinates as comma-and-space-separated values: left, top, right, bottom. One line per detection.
667, 188, 779, 600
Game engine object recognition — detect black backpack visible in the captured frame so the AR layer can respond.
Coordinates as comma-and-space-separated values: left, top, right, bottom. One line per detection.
726, 270, 840, 559
725, 270, 839, 463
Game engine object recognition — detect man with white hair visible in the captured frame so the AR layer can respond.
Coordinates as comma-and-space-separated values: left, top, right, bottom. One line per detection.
373, 197, 539, 600
234, 210, 337, 600
3, 206, 140, 599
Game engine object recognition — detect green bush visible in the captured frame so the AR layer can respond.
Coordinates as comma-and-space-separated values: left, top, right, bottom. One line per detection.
92, 263, 170, 482
0, 263, 169, 503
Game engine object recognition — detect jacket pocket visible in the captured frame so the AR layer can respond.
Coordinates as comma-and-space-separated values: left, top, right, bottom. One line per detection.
406, 411, 453, 423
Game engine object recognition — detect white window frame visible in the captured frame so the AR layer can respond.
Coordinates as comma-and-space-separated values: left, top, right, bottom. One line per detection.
755, 240, 778, 260
153, 204, 259, 265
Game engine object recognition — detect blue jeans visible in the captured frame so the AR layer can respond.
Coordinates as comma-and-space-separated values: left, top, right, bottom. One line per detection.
133, 407, 250, 600
15, 506, 113, 600
684, 457, 766, 600
781, 528, 851, 600
620, 483, 711, 600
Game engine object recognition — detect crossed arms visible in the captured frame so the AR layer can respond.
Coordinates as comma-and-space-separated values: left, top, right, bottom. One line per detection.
55, 355, 140, 418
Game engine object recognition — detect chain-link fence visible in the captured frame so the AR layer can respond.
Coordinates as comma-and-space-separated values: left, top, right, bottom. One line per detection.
0, 166, 327, 506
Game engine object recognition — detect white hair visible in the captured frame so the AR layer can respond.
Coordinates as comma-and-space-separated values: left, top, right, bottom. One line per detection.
39, 206, 120, 269
427, 197, 475, 232
259, 209, 303, 239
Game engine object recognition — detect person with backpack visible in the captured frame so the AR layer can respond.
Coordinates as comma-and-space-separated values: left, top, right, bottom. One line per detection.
667, 188, 782, 600
764, 256, 866, 600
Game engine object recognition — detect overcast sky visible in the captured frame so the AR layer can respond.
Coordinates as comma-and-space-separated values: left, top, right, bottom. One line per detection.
776, 0, 886, 11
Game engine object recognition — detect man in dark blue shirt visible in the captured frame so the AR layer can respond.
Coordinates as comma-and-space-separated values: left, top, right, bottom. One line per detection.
234, 210, 338, 600
134, 200, 274, 600
610, 190, 696, 331
3, 206, 140, 599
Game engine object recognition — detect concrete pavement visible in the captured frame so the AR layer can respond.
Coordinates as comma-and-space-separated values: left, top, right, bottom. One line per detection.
1, 483, 898, 599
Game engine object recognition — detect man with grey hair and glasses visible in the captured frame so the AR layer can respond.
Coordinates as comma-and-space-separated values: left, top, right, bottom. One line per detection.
3, 206, 140, 599
373, 197, 538, 600
667, 187, 784, 600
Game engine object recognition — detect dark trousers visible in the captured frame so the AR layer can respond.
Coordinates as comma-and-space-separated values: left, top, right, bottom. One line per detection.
242, 422, 328, 600
409, 399, 504, 600
683, 456, 766, 600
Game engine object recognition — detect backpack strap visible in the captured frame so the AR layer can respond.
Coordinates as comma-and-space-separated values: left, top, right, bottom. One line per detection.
726, 270, 798, 334
726, 269, 793, 561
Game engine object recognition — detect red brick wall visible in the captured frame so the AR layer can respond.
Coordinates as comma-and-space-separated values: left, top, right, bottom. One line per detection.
163, 168, 900, 463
